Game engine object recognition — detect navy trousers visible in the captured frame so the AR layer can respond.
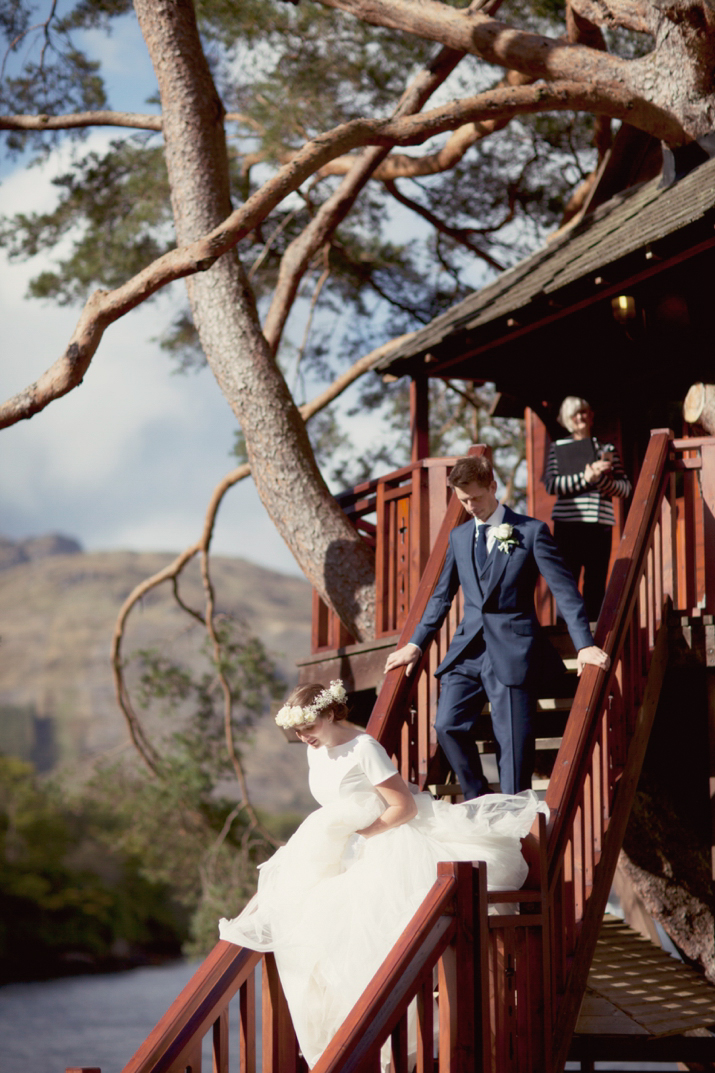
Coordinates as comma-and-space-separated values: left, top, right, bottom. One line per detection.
435, 639, 536, 799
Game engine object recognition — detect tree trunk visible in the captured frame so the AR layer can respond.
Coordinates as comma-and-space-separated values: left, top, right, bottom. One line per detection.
132, 0, 376, 642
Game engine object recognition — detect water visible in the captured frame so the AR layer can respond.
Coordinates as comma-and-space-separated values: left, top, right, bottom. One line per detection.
0, 960, 201, 1073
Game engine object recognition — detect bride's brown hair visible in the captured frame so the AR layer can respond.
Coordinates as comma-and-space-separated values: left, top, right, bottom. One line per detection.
284, 682, 349, 722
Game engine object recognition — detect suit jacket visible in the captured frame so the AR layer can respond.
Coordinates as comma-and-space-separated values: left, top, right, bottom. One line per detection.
410, 505, 594, 688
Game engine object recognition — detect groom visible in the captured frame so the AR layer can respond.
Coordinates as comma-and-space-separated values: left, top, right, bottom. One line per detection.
384, 454, 610, 798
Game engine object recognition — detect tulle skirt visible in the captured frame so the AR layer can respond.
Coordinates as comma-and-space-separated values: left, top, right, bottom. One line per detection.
219, 789, 546, 1067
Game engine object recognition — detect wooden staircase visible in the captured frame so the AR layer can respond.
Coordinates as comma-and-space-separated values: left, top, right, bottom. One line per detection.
67, 431, 715, 1073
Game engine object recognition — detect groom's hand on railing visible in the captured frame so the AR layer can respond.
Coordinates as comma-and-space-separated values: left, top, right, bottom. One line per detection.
576, 645, 611, 676
385, 642, 421, 676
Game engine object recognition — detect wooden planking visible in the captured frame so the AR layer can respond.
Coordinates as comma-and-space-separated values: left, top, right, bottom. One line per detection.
578, 916, 715, 1038
571, 1031, 715, 1065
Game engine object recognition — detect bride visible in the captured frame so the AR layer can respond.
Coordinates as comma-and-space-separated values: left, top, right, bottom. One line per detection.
219, 681, 546, 1067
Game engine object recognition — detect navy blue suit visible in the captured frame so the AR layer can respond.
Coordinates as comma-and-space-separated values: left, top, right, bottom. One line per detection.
410, 505, 594, 798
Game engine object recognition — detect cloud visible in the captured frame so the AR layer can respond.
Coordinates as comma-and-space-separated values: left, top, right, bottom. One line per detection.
0, 151, 303, 577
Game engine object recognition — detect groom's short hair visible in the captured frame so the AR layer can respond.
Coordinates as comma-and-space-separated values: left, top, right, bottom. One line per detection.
448, 455, 494, 489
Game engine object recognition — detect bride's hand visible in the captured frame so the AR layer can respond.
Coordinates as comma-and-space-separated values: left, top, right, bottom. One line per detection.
356, 775, 418, 838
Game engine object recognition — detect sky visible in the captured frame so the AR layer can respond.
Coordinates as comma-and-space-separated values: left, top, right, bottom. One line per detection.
0, 12, 329, 577
0, 8, 501, 579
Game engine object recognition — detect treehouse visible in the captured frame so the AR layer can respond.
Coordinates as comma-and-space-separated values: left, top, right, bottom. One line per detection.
68, 137, 715, 1073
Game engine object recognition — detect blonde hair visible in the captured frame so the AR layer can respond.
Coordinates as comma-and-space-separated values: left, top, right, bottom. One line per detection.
558, 396, 592, 432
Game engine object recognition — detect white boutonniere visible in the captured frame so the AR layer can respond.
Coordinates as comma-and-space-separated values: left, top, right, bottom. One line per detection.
494, 522, 518, 554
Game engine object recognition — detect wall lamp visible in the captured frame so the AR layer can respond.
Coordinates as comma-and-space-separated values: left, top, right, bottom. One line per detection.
611, 294, 637, 324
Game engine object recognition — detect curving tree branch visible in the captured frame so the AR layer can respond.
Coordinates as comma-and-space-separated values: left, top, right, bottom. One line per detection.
312, 69, 535, 183
0, 79, 684, 432
109, 329, 411, 798
569, 0, 654, 34
0, 110, 265, 133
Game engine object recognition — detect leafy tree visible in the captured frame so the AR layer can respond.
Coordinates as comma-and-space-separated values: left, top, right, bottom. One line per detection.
0, 755, 183, 980
83, 622, 286, 954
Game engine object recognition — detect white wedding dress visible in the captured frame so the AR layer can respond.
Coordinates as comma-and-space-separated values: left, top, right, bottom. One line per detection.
219, 733, 546, 1068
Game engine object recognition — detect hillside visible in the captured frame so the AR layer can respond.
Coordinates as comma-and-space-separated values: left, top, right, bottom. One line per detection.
0, 536, 315, 812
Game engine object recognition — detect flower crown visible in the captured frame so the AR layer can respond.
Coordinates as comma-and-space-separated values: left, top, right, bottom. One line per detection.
275, 680, 348, 729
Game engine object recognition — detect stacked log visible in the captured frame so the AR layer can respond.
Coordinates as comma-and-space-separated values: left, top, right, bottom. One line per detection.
683, 383, 715, 435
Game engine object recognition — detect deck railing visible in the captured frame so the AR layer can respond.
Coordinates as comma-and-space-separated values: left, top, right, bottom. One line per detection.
314, 860, 488, 1073
84, 433, 715, 1073
312, 458, 457, 651
115, 944, 302, 1073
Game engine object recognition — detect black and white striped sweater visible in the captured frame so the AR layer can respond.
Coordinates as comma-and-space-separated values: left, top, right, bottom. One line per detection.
542, 438, 631, 525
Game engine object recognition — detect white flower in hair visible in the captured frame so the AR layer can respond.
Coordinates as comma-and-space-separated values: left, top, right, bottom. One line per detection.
275, 680, 348, 729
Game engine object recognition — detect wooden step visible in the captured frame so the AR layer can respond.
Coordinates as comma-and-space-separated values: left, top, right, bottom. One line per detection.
473, 701, 571, 740
477, 735, 563, 755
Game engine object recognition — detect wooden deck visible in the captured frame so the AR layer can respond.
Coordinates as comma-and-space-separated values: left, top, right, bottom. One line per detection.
571, 915, 715, 1068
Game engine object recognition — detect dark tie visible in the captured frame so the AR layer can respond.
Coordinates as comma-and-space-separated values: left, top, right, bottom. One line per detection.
475, 523, 488, 570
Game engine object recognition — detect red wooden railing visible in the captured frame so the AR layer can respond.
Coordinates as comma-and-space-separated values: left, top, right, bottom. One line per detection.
313, 860, 488, 1073
312, 458, 458, 651
364, 430, 715, 1071
74, 433, 715, 1073
113, 944, 300, 1073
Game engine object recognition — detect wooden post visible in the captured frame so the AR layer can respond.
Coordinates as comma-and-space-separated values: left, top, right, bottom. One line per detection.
472, 862, 491, 1073
410, 376, 430, 463
700, 442, 715, 614
213, 1007, 229, 1073
240, 972, 257, 1073
698, 442, 715, 876
437, 861, 475, 1073
525, 408, 557, 626
262, 952, 298, 1073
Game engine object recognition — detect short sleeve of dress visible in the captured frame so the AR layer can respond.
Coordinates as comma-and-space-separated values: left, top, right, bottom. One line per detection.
358, 736, 399, 786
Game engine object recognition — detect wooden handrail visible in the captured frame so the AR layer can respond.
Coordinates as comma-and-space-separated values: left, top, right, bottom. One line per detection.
544, 429, 673, 873
314, 870, 458, 1073
367, 444, 487, 758
550, 611, 671, 1071
314, 860, 486, 1073
121, 943, 260, 1073
542, 429, 676, 1069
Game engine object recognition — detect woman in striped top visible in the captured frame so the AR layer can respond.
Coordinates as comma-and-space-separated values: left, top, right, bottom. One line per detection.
542, 396, 631, 622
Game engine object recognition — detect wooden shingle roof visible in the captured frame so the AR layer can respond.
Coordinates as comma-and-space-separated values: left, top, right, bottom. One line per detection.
373, 155, 715, 376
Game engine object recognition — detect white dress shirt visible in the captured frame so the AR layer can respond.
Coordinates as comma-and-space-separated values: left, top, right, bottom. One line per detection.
475, 502, 506, 555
